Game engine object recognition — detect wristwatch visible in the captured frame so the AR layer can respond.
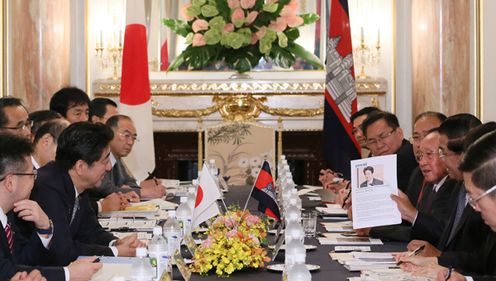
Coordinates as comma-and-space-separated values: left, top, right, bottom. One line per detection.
36, 219, 53, 235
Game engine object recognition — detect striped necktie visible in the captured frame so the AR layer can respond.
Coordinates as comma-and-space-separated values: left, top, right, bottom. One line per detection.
4, 223, 13, 253
70, 196, 80, 225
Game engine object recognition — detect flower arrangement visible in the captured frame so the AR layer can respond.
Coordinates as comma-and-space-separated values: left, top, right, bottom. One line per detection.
163, 0, 323, 73
190, 208, 270, 276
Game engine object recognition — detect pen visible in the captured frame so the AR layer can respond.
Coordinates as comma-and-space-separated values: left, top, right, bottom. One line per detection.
148, 172, 159, 186
396, 245, 425, 265
445, 266, 453, 281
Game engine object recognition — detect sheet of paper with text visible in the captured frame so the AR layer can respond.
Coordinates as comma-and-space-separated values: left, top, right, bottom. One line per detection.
350, 155, 402, 229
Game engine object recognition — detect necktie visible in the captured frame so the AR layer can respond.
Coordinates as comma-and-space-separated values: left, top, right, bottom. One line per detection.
447, 189, 467, 244
5, 223, 13, 253
70, 196, 80, 225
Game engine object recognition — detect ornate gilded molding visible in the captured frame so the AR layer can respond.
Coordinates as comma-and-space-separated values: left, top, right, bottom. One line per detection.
151, 100, 220, 118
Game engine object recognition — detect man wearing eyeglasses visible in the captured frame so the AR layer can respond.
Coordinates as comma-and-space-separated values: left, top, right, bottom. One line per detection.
90, 115, 165, 202
0, 98, 32, 139
361, 111, 418, 192
0, 134, 102, 280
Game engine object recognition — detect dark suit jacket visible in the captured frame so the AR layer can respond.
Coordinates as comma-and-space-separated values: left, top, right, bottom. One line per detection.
437, 183, 492, 266
0, 213, 64, 280
396, 140, 419, 193
405, 166, 425, 207
359, 178, 384, 187
30, 162, 117, 265
88, 157, 141, 200
410, 178, 458, 245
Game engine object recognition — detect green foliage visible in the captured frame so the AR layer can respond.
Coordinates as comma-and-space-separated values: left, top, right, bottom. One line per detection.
162, 19, 192, 37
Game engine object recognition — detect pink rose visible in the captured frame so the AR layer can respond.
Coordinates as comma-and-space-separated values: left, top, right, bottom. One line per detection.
280, 5, 297, 18
251, 34, 259, 44
192, 19, 209, 33
245, 11, 258, 25
192, 33, 206, 46
269, 17, 287, 32
286, 15, 304, 27
288, 0, 299, 10
249, 234, 260, 244
256, 26, 267, 40
180, 3, 194, 21
245, 214, 260, 226
231, 8, 245, 24
227, 229, 238, 238
228, 0, 240, 9
241, 0, 256, 9
223, 23, 235, 32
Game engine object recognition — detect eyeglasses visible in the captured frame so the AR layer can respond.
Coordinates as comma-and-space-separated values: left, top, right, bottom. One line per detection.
415, 150, 440, 162
438, 148, 458, 158
409, 132, 429, 144
0, 169, 38, 182
1, 120, 33, 131
366, 128, 397, 147
468, 185, 496, 209
118, 131, 139, 142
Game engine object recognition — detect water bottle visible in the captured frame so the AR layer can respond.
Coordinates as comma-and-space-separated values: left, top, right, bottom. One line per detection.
176, 197, 192, 237
148, 227, 169, 281
162, 210, 182, 260
287, 263, 311, 281
187, 185, 197, 211
208, 159, 219, 179
131, 247, 154, 281
285, 239, 306, 271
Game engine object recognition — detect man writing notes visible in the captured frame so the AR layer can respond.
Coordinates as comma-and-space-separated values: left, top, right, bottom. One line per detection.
30, 122, 139, 265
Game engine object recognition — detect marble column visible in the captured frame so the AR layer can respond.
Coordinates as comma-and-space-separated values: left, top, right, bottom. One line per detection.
411, 0, 470, 118
11, 0, 70, 111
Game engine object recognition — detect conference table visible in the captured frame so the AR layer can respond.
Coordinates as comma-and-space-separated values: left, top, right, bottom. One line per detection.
174, 185, 408, 281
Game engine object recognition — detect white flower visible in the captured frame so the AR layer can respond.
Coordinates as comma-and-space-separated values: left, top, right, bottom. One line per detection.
238, 157, 249, 168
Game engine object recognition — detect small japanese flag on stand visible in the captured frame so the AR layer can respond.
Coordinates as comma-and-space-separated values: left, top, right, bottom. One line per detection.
192, 164, 222, 228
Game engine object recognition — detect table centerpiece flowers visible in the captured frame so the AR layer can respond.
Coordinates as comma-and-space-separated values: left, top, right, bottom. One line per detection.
190, 208, 271, 276
163, 0, 323, 73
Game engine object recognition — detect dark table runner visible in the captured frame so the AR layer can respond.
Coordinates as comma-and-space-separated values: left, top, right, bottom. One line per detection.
182, 185, 407, 281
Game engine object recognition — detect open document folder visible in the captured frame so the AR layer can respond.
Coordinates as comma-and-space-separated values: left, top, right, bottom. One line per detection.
350, 155, 402, 229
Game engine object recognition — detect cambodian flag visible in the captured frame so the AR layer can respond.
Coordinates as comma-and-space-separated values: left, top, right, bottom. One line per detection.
323, 0, 361, 178
251, 160, 280, 221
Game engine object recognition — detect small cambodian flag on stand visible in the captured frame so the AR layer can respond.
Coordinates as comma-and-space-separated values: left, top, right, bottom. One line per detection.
323, 0, 361, 178
250, 160, 280, 221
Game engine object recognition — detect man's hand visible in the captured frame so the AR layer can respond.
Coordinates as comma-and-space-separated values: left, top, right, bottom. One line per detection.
355, 228, 370, 237
10, 270, 46, 281
115, 233, 141, 256
13, 200, 50, 230
67, 256, 102, 281
124, 191, 140, 202
140, 178, 162, 189
397, 256, 438, 272
407, 240, 441, 257
140, 184, 166, 199
101, 193, 129, 212
391, 191, 417, 223
437, 268, 466, 281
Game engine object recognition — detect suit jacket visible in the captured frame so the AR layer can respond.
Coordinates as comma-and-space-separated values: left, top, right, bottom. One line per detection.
359, 178, 384, 187
396, 140, 419, 193
436, 183, 492, 264
31, 162, 117, 265
370, 178, 456, 243
88, 157, 141, 200
405, 166, 425, 207
0, 213, 64, 280
410, 178, 458, 245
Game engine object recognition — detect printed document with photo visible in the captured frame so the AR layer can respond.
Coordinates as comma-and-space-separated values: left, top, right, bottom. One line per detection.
350, 155, 401, 229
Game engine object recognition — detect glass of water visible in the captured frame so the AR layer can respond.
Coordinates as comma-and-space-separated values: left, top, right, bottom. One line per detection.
302, 210, 317, 238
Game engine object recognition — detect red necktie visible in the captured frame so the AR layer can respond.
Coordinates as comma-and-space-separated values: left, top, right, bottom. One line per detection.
5, 223, 13, 253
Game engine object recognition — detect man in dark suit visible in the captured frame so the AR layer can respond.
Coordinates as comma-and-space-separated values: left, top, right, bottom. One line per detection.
361, 111, 418, 192
88, 115, 165, 204
359, 166, 383, 187
0, 133, 100, 280
30, 122, 140, 266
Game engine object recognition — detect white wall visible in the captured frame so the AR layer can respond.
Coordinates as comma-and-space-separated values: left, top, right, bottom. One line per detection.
482, 0, 496, 122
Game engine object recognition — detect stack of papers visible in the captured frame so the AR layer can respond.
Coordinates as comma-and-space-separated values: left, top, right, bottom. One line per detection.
318, 233, 383, 245
329, 251, 397, 271
348, 268, 434, 281
99, 218, 157, 232
99, 202, 160, 218
316, 204, 348, 219
321, 221, 355, 232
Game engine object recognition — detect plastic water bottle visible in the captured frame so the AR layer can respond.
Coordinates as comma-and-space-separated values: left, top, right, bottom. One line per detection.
187, 185, 197, 211
148, 227, 169, 281
176, 197, 192, 237
208, 159, 219, 179
131, 248, 154, 281
287, 263, 311, 281
162, 210, 182, 260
